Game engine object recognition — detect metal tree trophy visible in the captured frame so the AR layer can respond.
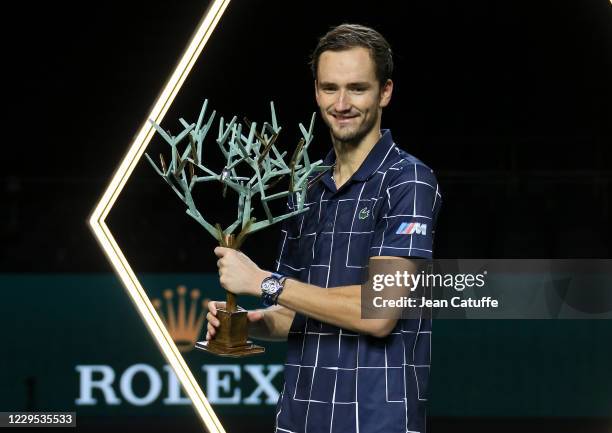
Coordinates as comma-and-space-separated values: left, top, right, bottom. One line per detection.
145, 100, 329, 357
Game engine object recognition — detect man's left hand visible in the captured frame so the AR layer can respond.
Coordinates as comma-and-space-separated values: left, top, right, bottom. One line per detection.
214, 246, 270, 297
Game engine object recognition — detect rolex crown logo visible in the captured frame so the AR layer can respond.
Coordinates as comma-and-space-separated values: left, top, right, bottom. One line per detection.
152, 285, 209, 352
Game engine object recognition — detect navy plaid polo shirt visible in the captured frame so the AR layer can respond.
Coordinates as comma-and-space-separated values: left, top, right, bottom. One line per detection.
273, 129, 442, 433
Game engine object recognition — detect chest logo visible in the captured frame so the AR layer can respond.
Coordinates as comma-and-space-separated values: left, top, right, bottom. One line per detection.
358, 207, 370, 220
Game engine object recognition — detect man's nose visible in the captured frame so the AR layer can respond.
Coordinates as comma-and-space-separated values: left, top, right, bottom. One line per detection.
333, 90, 351, 112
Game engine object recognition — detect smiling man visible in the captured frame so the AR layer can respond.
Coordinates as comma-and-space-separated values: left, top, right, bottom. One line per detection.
207, 24, 442, 433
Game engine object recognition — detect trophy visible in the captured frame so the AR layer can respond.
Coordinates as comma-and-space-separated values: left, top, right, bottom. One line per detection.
145, 100, 329, 357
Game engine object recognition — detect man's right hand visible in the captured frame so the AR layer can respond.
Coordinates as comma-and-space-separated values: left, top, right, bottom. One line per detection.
205, 300, 265, 341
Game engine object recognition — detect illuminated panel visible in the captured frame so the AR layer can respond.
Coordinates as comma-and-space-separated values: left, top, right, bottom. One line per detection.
89, 1, 231, 431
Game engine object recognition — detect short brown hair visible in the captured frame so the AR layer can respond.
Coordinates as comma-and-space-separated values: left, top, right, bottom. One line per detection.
310, 23, 393, 86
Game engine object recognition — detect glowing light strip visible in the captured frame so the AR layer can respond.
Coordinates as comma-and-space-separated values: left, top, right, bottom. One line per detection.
89, 1, 231, 432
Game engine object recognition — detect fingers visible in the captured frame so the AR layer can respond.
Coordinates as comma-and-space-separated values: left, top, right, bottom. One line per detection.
207, 300, 226, 315
206, 321, 217, 340
205, 301, 226, 341
205, 307, 261, 341
247, 310, 264, 322
206, 312, 220, 327
208, 301, 217, 315
205, 315, 219, 341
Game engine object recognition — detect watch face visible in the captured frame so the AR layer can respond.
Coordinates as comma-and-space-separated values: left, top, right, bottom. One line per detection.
261, 277, 281, 295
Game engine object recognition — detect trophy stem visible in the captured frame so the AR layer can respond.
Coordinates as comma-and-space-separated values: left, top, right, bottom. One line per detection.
226, 293, 237, 312
222, 233, 237, 313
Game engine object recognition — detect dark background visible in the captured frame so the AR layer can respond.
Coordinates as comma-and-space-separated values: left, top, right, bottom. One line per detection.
2, 0, 611, 432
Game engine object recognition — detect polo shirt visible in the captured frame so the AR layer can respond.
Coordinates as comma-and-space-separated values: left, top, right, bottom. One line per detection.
273, 129, 442, 433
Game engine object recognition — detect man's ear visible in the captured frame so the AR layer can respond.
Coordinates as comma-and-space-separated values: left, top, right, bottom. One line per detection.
380, 79, 393, 108
314, 80, 319, 104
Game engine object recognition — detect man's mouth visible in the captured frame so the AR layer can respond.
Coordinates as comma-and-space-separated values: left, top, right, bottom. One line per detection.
331, 114, 358, 124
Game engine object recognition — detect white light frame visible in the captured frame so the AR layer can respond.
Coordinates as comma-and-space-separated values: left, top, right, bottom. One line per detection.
89, 1, 231, 431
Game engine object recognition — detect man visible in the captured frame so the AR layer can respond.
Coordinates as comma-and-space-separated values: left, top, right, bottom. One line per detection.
207, 24, 442, 433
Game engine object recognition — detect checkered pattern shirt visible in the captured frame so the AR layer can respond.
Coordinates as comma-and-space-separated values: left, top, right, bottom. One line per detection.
273, 129, 442, 433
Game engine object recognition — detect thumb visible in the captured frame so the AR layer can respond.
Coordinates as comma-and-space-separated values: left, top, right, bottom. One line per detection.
247, 310, 264, 322
214, 246, 231, 258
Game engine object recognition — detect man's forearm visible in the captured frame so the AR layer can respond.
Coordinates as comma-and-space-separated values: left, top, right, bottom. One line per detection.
248, 305, 295, 341
277, 279, 394, 338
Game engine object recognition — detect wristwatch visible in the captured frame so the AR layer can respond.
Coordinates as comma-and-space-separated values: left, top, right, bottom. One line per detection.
260, 272, 286, 307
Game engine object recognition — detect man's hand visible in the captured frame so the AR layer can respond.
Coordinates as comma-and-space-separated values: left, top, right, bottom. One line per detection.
214, 246, 270, 296
205, 300, 265, 341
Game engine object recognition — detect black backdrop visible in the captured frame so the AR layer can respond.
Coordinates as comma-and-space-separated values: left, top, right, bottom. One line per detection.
4, 0, 611, 272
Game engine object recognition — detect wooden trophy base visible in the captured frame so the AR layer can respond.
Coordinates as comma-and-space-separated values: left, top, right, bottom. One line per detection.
195, 306, 265, 357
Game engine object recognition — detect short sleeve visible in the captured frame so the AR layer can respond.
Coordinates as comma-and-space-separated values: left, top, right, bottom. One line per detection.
370, 163, 442, 259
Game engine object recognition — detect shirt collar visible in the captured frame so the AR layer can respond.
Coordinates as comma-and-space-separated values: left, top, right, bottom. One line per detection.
321, 129, 395, 191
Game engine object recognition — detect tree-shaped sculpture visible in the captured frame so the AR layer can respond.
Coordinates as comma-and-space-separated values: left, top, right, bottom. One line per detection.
145, 100, 330, 356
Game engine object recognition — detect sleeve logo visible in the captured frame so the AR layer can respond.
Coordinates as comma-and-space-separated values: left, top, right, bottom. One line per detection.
396, 221, 427, 235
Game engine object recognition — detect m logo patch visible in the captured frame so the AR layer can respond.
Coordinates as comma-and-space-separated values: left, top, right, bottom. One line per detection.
396, 221, 427, 235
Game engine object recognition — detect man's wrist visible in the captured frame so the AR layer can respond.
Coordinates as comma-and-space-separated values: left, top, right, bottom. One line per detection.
254, 270, 272, 297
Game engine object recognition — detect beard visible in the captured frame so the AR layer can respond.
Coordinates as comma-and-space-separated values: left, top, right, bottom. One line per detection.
322, 108, 378, 146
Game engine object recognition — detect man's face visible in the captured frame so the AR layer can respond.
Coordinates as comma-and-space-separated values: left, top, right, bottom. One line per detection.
315, 47, 392, 144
